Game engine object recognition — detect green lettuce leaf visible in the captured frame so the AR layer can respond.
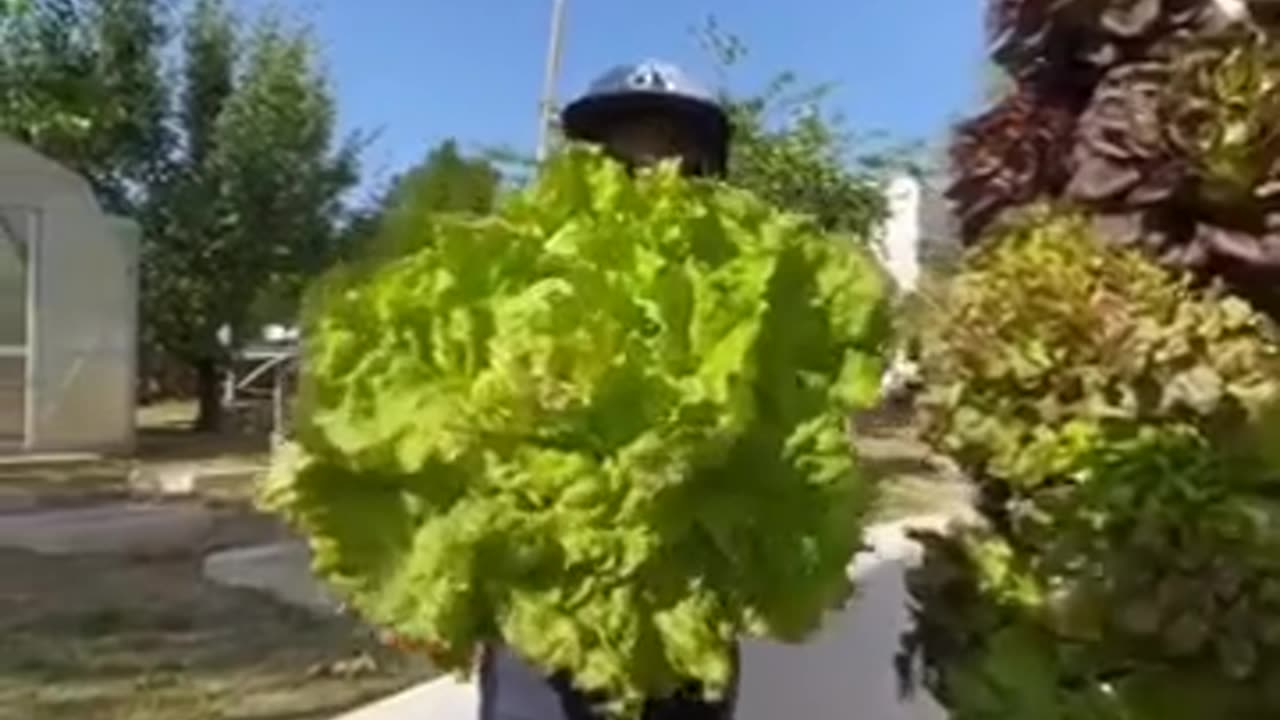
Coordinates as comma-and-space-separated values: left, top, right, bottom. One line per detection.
262, 145, 890, 716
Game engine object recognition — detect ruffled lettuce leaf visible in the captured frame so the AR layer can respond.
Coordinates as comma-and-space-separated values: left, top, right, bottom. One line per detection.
261, 145, 890, 716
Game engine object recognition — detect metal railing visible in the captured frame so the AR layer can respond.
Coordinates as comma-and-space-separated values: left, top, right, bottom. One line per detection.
223, 343, 298, 447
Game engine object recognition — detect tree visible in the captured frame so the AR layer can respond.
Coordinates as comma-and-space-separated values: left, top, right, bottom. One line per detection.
481, 143, 540, 191
141, 0, 359, 430
217, 18, 361, 322
0, 0, 100, 168
137, 0, 238, 425
178, 0, 234, 172
1, 0, 362, 429
694, 18, 910, 240
384, 139, 500, 216
87, 0, 170, 209
0, 0, 170, 213
344, 138, 500, 262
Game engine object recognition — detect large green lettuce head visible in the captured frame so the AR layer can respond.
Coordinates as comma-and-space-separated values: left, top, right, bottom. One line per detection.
262, 145, 890, 714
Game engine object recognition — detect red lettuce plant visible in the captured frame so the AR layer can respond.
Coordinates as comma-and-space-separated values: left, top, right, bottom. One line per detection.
989, 0, 1228, 84
954, 1, 1233, 246
949, 89, 1077, 242
1065, 28, 1280, 313
956, 2, 1280, 311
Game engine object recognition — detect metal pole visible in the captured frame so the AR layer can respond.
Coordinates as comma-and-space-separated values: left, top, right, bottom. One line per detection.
270, 360, 285, 448
536, 0, 567, 163
223, 367, 236, 407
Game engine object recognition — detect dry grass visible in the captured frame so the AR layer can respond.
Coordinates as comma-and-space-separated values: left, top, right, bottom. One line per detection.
0, 400, 433, 720
135, 400, 270, 465
0, 543, 434, 720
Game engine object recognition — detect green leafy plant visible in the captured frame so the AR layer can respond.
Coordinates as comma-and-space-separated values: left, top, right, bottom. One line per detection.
1164, 30, 1280, 199
262, 146, 890, 717
903, 208, 1280, 718
915, 2, 1280, 717
694, 16, 902, 239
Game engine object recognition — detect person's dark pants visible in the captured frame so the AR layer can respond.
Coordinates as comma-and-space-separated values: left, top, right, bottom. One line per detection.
478, 643, 738, 720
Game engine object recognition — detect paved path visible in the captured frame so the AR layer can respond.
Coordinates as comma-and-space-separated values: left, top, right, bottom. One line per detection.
338, 517, 949, 720
204, 540, 339, 613
0, 501, 214, 555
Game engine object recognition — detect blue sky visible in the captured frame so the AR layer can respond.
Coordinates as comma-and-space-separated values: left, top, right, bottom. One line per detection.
248, 1, 986, 194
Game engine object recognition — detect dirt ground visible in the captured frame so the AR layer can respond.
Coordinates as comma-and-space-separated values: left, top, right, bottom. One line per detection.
0, 508, 435, 720
855, 411, 974, 524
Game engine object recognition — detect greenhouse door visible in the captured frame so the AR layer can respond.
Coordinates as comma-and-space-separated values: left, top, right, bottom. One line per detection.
0, 207, 37, 452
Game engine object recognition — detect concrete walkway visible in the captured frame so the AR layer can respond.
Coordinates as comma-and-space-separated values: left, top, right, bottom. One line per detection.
337, 517, 949, 720
204, 540, 339, 613
0, 501, 214, 555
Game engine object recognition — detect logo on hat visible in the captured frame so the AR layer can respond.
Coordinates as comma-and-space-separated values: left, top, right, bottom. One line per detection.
628, 64, 670, 91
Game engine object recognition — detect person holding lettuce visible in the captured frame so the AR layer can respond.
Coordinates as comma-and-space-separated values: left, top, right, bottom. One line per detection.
479, 61, 739, 720
265, 57, 888, 720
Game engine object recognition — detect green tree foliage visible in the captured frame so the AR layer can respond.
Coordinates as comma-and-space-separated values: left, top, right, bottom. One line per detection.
384, 139, 501, 216
90, 0, 170, 203
216, 18, 361, 321
0, 0, 101, 166
694, 18, 901, 240
348, 138, 502, 262
0, 0, 169, 212
1, 0, 360, 427
906, 208, 1280, 718
263, 147, 890, 718
725, 81, 888, 238
140, 0, 358, 428
179, 0, 234, 171
139, 0, 238, 401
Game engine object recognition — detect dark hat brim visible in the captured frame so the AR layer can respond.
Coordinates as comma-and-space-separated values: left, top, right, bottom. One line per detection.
561, 91, 731, 171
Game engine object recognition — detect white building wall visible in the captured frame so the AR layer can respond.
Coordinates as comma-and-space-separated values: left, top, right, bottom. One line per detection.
876, 175, 924, 295
0, 137, 137, 453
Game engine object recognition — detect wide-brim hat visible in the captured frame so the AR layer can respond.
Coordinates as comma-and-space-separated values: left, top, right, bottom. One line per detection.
561, 61, 731, 174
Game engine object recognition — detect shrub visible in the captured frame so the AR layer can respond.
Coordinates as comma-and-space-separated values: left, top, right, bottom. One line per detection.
903, 207, 1280, 718
261, 146, 890, 717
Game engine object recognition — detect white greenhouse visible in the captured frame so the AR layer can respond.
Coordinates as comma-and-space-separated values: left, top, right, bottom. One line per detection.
0, 137, 138, 454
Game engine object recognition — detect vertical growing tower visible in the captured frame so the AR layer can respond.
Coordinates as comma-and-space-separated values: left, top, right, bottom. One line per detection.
904, 2, 1280, 718
951, 0, 1280, 314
